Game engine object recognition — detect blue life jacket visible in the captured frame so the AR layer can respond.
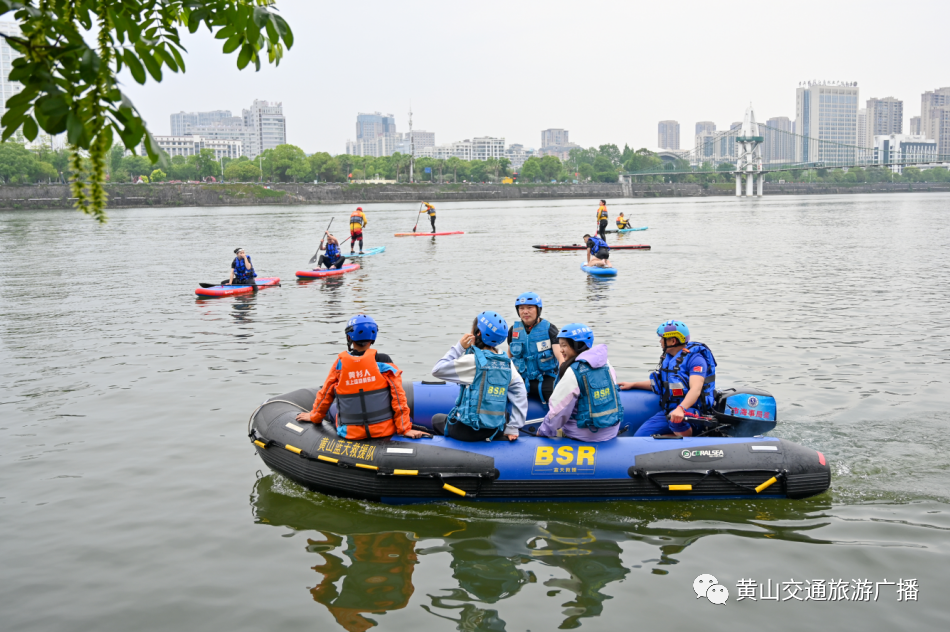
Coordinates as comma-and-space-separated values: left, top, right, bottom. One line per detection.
447, 347, 511, 433
233, 255, 256, 281
509, 319, 559, 384
325, 242, 341, 262
588, 237, 609, 254
571, 358, 623, 431
650, 342, 717, 413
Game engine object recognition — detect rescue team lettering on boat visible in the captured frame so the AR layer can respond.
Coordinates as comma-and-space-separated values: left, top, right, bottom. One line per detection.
317, 437, 378, 461
532, 445, 597, 475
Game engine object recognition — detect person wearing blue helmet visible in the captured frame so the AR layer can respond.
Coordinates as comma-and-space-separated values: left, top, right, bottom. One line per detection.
431, 311, 528, 441
619, 320, 717, 437
537, 323, 623, 442
296, 315, 430, 440
507, 292, 563, 403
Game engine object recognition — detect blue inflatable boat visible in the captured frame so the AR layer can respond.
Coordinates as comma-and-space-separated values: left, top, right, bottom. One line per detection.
248, 382, 829, 504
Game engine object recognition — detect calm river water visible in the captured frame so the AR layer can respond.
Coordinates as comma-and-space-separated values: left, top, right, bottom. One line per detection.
2, 194, 948, 631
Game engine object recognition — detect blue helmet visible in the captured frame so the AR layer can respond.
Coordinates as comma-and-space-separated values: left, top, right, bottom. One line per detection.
345, 314, 378, 342
476, 311, 508, 347
656, 320, 689, 344
557, 323, 594, 350
515, 292, 542, 312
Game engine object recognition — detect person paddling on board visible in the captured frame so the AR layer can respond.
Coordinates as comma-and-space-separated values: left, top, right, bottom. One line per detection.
419, 202, 436, 233
616, 212, 631, 229
228, 247, 257, 287
507, 292, 563, 403
537, 323, 623, 442
596, 200, 609, 241
295, 315, 430, 439
583, 234, 612, 268
349, 207, 367, 254
430, 311, 527, 441
618, 320, 717, 437
316, 232, 345, 270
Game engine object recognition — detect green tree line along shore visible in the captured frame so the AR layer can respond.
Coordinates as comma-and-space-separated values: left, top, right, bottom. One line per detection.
2, 139, 948, 187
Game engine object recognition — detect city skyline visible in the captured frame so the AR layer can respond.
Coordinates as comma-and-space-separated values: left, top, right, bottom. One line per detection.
108, 0, 948, 156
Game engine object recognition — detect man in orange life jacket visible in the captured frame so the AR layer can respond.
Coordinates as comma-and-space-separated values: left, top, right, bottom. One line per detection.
296, 315, 430, 440
349, 207, 367, 254
596, 200, 609, 241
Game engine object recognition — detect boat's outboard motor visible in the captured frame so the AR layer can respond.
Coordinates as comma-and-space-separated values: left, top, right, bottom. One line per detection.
713, 387, 778, 437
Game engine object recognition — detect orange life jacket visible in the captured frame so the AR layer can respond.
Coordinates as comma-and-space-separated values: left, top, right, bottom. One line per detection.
334, 349, 397, 439
349, 210, 365, 232
597, 205, 608, 220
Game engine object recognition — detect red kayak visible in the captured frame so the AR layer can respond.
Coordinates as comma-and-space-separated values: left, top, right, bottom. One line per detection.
532, 244, 651, 251
394, 231, 464, 237
195, 277, 280, 297
296, 263, 361, 278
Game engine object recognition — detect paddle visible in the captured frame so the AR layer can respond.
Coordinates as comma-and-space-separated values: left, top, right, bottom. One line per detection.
412, 202, 422, 233
309, 218, 334, 263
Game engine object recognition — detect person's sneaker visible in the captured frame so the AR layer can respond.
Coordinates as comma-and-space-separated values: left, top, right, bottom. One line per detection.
359, 251, 364, 254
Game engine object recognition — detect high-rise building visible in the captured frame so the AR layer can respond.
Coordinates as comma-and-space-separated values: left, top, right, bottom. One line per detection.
658, 120, 680, 149
542, 129, 570, 147
0, 22, 23, 113
242, 100, 286, 159
795, 81, 859, 164
355, 112, 397, 141
865, 97, 903, 147
909, 116, 922, 135
856, 108, 867, 148
170, 110, 234, 136
346, 112, 402, 157
695, 121, 716, 135
921, 87, 950, 141
932, 106, 950, 158
764, 116, 794, 164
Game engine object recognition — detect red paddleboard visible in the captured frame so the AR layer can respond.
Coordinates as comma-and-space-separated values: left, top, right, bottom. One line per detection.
195, 277, 280, 297
296, 263, 361, 278
394, 231, 464, 237
532, 244, 651, 251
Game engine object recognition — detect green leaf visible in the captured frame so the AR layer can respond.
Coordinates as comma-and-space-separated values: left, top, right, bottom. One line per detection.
222, 34, 242, 54
135, 44, 163, 81
124, 50, 146, 84
22, 116, 38, 141
236, 44, 251, 70
67, 111, 85, 146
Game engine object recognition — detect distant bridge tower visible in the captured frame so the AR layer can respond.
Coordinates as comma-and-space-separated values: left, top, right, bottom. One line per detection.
735, 104, 764, 197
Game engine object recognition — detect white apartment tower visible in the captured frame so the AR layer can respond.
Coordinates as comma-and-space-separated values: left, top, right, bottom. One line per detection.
764, 116, 794, 164
795, 81, 860, 164
865, 97, 903, 147
921, 88, 950, 140
242, 100, 286, 159
658, 120, 680, 150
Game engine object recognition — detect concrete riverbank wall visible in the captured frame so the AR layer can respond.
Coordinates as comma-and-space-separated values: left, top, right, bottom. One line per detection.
1, 181, 948, 210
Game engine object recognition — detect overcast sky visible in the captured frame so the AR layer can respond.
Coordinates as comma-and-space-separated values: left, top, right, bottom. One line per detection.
117, 0, 948, 154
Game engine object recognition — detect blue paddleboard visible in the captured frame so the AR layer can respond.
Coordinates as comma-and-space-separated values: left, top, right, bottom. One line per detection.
345, 247, 386, 257
619, 226, 648, 232
581, 264, 618, 277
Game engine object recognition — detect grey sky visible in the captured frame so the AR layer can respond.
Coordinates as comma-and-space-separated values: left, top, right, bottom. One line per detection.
119, 0, 948, 154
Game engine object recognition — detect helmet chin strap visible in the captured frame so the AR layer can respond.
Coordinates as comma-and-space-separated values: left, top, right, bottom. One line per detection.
663, 337, 685, 351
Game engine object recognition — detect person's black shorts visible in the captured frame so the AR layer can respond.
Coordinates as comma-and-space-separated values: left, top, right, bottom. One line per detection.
593, 251, 609, 260
232, 276, 257, 286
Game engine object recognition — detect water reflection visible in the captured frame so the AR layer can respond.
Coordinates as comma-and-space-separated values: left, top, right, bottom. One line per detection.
251, 476, 835, 631
307, 531, 417, 632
